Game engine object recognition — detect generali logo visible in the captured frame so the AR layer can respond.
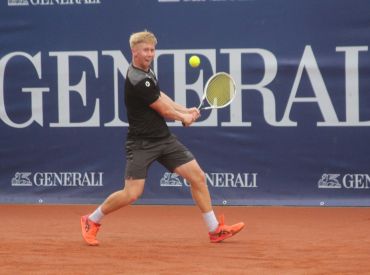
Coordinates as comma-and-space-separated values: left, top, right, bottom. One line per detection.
160, 172, 258, 188
8, 0, 29, 6
11, 172, 104, 187
11, 172, 33, 186
8, 0, 101, 7
318, 173, 370, 189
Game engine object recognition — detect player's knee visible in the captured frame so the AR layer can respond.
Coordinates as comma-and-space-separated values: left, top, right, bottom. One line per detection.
128, 196, 138, 204
123, 187, 143, 204
128, 191, 141, 203
123, 179, 145, 203
190, 170, 207, 189
199, 171, 206, 184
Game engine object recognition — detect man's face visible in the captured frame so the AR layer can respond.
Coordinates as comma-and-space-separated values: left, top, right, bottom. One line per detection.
132, 42, 155, 71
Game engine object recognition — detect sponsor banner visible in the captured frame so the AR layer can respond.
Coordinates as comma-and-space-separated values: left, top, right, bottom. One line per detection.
159, 172, 258, 189
11, 172, 104, 187
1, 1, 370, 206
318, 173, 370, 190
7, 0, 101, 7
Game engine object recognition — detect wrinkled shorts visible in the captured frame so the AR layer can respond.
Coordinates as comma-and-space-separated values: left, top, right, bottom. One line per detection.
125, 134, 194, 180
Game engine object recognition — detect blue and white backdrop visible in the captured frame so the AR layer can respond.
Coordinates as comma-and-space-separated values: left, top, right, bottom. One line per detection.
1, 0, 370, 206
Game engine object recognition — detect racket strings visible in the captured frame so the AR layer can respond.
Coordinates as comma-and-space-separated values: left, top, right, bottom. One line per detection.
205, 74, 235, 108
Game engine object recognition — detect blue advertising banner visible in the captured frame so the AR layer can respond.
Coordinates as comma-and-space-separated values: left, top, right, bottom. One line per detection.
1, 0, 370, 206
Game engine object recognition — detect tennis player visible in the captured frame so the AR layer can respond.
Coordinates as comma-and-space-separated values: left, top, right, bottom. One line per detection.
80, 30, 245, 246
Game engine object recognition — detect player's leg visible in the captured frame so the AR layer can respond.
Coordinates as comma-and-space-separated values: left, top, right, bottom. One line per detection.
174, 160, 219, 231
159, 135, 245, 242
173, 159, 212, 213
175, 160, 245, 242
100, 179, 145, 215
81, 179, 145, 246
81, 139, 151, 246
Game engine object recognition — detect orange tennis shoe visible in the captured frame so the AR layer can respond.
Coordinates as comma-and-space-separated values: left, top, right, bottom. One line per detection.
80, 215, 101, 246
209, 214, 245, 243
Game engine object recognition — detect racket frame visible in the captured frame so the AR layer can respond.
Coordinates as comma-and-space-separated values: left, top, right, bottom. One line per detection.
198, 72, 237, 110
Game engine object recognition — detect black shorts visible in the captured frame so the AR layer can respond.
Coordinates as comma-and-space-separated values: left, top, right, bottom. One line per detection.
125, 134, 194, 180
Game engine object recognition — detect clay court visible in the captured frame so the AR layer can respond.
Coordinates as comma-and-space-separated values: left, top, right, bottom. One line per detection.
1, 205, 369, 274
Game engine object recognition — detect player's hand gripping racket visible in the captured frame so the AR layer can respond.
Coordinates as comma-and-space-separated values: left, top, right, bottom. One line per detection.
183, 72, 236, 126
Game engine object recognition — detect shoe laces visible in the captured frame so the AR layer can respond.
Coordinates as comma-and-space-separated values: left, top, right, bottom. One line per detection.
85, 219, 100, 235
218, 214, 233, 235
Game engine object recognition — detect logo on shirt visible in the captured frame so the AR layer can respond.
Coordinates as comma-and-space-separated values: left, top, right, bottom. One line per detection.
145, 81, 150, 87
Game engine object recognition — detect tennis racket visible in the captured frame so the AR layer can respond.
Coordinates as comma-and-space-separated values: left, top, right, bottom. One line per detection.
182, 72, 236, 126
197, 72, 236, 110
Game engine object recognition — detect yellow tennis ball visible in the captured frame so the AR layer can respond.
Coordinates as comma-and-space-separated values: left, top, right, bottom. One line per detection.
189, 55, 200, 68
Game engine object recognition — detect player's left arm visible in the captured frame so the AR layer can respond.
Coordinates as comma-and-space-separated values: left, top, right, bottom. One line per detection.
160, 91, 200, 119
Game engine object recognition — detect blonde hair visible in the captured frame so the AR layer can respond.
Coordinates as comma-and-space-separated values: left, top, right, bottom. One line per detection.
129, 30, 157, 49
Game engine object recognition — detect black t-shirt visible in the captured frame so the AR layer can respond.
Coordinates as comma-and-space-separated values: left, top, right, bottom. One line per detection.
124, 64, 170, 140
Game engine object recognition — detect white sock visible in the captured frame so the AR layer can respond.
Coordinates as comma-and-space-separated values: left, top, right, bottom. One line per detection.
88, 206, 104, 224
202, 210, 219, 233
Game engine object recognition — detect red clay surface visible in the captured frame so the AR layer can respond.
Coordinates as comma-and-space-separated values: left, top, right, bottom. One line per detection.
0, 205, 369, 274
